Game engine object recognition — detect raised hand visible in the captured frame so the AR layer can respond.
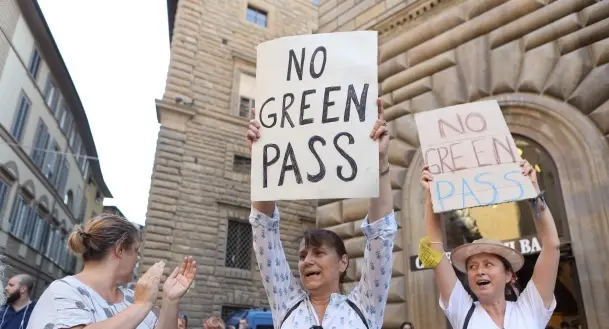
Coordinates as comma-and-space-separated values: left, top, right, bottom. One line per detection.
162, 256, 197, 302
520, 159, 540, 193
421, 165, 433, 198
246, 108, 260, 152
370, 99, 390, 162
134, 261, 165, 307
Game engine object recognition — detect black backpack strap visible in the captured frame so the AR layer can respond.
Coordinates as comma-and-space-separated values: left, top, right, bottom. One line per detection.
346, 300, 370, 329
280, 299, 303, 329
462, 303, 476, 329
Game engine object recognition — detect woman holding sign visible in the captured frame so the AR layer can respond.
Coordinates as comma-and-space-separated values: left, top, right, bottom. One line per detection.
419, 161, 560, 329
246, 99, 396, 329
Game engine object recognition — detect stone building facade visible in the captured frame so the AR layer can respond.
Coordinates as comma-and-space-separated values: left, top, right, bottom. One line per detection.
0, 0, 112, 298
140, 0, 318, 326
146, 0, 608, 328
317, 0, 609, 328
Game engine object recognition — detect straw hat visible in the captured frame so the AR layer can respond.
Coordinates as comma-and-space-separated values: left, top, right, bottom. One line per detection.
450, 238, 524, 273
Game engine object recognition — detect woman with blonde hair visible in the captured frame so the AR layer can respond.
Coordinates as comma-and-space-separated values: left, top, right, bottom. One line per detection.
420, 160, 560, 328
203, 316, 225, 329
27, 213, 196, 329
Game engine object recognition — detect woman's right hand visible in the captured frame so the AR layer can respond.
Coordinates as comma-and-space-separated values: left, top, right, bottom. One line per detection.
134, 261, 165, 307
246, 108, 261, 152
420, 165, 433, 199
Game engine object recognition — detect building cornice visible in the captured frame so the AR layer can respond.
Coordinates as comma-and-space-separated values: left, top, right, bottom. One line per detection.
156, 99, 250, 131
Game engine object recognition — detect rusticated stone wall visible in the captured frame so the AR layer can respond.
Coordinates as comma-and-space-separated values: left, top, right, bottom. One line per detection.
141, 0, 318, 326
319, 0, 609, 328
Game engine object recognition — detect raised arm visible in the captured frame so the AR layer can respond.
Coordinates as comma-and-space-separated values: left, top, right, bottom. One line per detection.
347, 99, 397, 329
156, 257, 197, 329
523, 160, 560, 308
246, 109, 306, 328
421, 166, 458, 307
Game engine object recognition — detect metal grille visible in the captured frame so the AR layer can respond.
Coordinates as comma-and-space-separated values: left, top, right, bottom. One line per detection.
233, 155, 251, 174
221, 305, 249, 322
239, 97, 254, 117
225, 219, 252, 270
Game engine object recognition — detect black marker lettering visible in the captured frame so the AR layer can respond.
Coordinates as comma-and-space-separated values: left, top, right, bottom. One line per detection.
278, 143, 303, 186
299, 89, 316, 126
259, 97, 276, 128
309, 46, 327, 79
344, 84, 369, 122
322, 86, 340, 123
281, 93, 295, 128
307, 136, 326, 183
262, 144, 280, 188
333, 132, 357, 182
287, 48, 305, 81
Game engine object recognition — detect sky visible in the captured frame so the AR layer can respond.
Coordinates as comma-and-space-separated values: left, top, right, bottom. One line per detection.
38, 0, 170, 225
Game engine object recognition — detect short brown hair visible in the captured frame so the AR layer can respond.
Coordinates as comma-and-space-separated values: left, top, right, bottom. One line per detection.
302, 229, 348, 283
68, 213, 139, 261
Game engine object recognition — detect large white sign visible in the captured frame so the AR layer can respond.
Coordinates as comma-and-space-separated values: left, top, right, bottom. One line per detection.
414, 101, 537, 213
251, 31, 379, 201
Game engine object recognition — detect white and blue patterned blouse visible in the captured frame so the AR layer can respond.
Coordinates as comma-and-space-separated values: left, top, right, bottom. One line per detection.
250, 206, 397, 329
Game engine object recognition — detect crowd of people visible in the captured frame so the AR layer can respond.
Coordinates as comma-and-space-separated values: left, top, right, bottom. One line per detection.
2, 99, 560, 329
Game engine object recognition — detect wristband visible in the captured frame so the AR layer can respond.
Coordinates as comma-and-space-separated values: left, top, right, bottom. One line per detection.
528, 190, 547, 219
418, 236, 445, 269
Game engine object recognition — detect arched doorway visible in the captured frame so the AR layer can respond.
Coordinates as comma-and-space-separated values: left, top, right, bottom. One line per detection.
443, 134, 585, 328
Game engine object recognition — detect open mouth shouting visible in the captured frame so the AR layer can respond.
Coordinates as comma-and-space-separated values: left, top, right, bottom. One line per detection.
304, 270, 321, 279
476, 279, 491, 286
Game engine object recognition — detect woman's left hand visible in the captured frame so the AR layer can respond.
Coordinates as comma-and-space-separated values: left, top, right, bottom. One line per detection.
520, 159, 540, 193
163, 256, 197, 302
370, 98, 390, 165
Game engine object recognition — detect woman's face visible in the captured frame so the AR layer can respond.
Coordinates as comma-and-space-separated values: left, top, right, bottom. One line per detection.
466, 253, 512, 302
117, 240, 140, 282
298, 240, 348, 292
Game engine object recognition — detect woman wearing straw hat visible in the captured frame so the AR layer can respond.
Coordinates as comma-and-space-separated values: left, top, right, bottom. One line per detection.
419, 160, 560, 329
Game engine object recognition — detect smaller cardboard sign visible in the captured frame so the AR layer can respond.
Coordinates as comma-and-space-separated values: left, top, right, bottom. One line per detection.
414, 101, 537, 213
409, 236, 542, 272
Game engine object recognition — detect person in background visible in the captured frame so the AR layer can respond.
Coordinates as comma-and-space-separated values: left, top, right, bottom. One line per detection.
400, 321, 414, 329
178, 313, 188, 329
1, 274, 36, 329
27, 213, 197, 329
420, 160, 560, 329
203, 316, 225, 329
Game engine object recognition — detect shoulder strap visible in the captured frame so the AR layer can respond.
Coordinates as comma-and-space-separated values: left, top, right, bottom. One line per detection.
346, 300, 370, 329
280, 300, 303, 329
462, 303, 476, 329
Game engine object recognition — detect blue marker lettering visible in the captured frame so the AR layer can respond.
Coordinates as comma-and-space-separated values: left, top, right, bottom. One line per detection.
461, 178, 482, 208
503, 170, 524, 201
474, 172, 498, 205
435, 180, 455, 212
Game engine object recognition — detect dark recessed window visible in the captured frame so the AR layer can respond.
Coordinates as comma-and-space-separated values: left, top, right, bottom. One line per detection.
246, 5, 267, 28
225, 219, 252, 270
233, 155, 251, 174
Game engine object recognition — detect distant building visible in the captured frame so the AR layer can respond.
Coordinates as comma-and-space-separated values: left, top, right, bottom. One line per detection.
0, 0, 112, 298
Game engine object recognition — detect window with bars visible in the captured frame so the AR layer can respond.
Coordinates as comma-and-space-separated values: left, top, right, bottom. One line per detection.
10, 93, 31, 142
225, 219, 253, 270
239, 97, 254, 118
28, 48, 41, 79
233, 155, 251, 174
246, 5, 267, 28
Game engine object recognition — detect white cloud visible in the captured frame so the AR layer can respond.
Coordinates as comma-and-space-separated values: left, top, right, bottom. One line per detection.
38, 0, 170, 225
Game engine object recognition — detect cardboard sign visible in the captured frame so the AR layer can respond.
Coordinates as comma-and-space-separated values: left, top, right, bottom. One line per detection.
409, 236, 542, 271
414, 101, 537, 213
251, 31, 379, 201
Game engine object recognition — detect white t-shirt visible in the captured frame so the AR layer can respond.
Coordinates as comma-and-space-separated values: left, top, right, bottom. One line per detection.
440, 280, 556, 329
26, 276, 158, 329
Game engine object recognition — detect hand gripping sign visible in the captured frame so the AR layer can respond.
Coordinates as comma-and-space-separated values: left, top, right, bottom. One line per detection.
251, 31, 380, 201
414, 101, 537, 213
